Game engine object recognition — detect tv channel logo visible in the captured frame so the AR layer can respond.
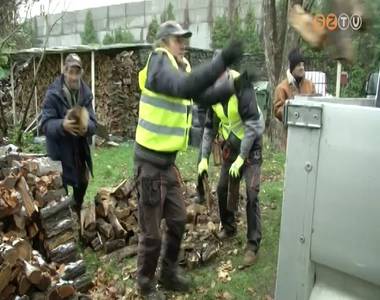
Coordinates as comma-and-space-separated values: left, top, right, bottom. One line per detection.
312, 13, 362, 31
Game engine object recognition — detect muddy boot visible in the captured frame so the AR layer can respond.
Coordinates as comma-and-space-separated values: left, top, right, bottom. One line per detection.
158, 266, 191, 292
242, 247, 258, 267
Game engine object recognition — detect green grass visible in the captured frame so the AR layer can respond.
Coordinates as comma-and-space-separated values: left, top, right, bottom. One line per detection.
84, 141, 285, 299
85, 142, 135, 201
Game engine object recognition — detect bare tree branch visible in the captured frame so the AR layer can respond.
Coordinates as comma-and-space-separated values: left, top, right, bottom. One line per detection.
16, 10, 66, 143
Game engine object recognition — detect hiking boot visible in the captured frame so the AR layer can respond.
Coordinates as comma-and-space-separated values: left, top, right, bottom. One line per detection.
243, 248, 258, 267
158, 268, 191, 292
217, 229, 237, 240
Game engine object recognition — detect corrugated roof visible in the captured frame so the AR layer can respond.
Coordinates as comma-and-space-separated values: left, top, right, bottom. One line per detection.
7, 43, 211, 56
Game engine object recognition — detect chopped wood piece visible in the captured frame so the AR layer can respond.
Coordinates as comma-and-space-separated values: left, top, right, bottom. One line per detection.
96, 218, 114, 240
39, 196, 72, 220
16, 176, 38, 218
104, 238, 126, 254
62, 260, 86, 281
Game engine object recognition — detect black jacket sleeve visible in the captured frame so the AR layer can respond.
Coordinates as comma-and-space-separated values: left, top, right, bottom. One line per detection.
145, 51, 227, 101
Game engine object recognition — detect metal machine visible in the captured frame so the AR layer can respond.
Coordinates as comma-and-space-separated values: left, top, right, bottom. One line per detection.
275, 96, 380, 300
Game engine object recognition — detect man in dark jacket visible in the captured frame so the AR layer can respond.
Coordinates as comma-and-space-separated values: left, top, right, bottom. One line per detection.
135, 20, 244, 299
40, 53, 96, 217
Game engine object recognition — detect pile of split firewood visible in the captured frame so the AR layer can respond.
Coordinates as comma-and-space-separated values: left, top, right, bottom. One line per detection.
0, 146, 92, 299
81, 179, 138, 258
84, 177, 223, 270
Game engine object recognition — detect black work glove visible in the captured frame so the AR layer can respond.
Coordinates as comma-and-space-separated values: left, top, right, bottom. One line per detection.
221, 39, 244, 66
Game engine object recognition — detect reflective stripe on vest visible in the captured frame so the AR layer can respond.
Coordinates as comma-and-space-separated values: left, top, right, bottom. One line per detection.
135, 47, 193, 152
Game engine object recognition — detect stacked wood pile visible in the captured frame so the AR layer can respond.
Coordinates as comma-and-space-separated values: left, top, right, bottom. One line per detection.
81, 179, 138, 257
0, 149, 92, 298
84, 179, 222, 269
94, 51, 139, 138
14, 55, 61, 125
3, 46, 216, 139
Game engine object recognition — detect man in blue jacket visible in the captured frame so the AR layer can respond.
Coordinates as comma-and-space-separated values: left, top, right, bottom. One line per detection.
40, 53, 96, 217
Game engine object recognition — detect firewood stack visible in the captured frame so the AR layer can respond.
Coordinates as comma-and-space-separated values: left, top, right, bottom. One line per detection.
81, 179, 138, 256
0, 149, 93, 298
95, 51, 139, 139
84, 178, 222, 269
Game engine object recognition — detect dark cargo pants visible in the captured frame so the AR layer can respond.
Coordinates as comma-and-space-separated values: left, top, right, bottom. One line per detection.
134, 159, 187, 290
217, 139, 262, 252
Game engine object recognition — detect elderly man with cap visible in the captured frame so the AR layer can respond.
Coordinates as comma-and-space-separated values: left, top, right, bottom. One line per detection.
40, 53, 96, 219
134, 20, 244, 299
273, 48, 315, 122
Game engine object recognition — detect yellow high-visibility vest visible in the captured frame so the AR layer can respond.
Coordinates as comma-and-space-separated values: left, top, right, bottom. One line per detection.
212, 70, 245, 140
136, 47, 192, 152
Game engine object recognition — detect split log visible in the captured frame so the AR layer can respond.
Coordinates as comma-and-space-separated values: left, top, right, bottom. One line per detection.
73, 273, 93, 292
13, 212, 26, 230
0, 264, 12, 294
62, 260, 86, 281
81, 229, 97, 244
27, 222, 39, 239
80, 202, 96, 234
23, 260, 42, 285
95, 188, 115, 217
104, 238, 126, 254
0, 243, 18, 266
16, 176, 38, 218
51, 174, 63, 189
49, 242, 77, 264
35, 272, 51, 291
35, 188, 67, 207
43, 218, 74, 239
17, 273, 32, 295
108, 209, 128, 238
47, 283, 75, 300
13, 238, 32, 261
26, 173, 38, 187
44, 230, 75, 253
101, 244, 138, 263
39, 196, 72, 220
0, 284, 16, 300
111, 179, 134, 200
90, 236, 102, 251
32, 250, 56, 275
96, 218, 114, 240
0, 174, 18, 189
22, 158, 62, 176
10, 264, 22, 283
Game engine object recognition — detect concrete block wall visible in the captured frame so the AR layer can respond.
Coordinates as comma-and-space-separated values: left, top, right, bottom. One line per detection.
32, 0, 263, 49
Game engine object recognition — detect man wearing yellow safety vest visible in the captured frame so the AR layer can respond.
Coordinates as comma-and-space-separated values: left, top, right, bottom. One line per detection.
198, 65, 265, 268
134, 20, 244, 299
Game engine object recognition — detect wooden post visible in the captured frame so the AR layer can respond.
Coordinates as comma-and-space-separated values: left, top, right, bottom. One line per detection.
11, 61, 16, 125
91, 51, 95, 112
60, 53, 64, 73
33, 57, 39, 136
335, 60, 342, 97
91, 50, 96, 147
